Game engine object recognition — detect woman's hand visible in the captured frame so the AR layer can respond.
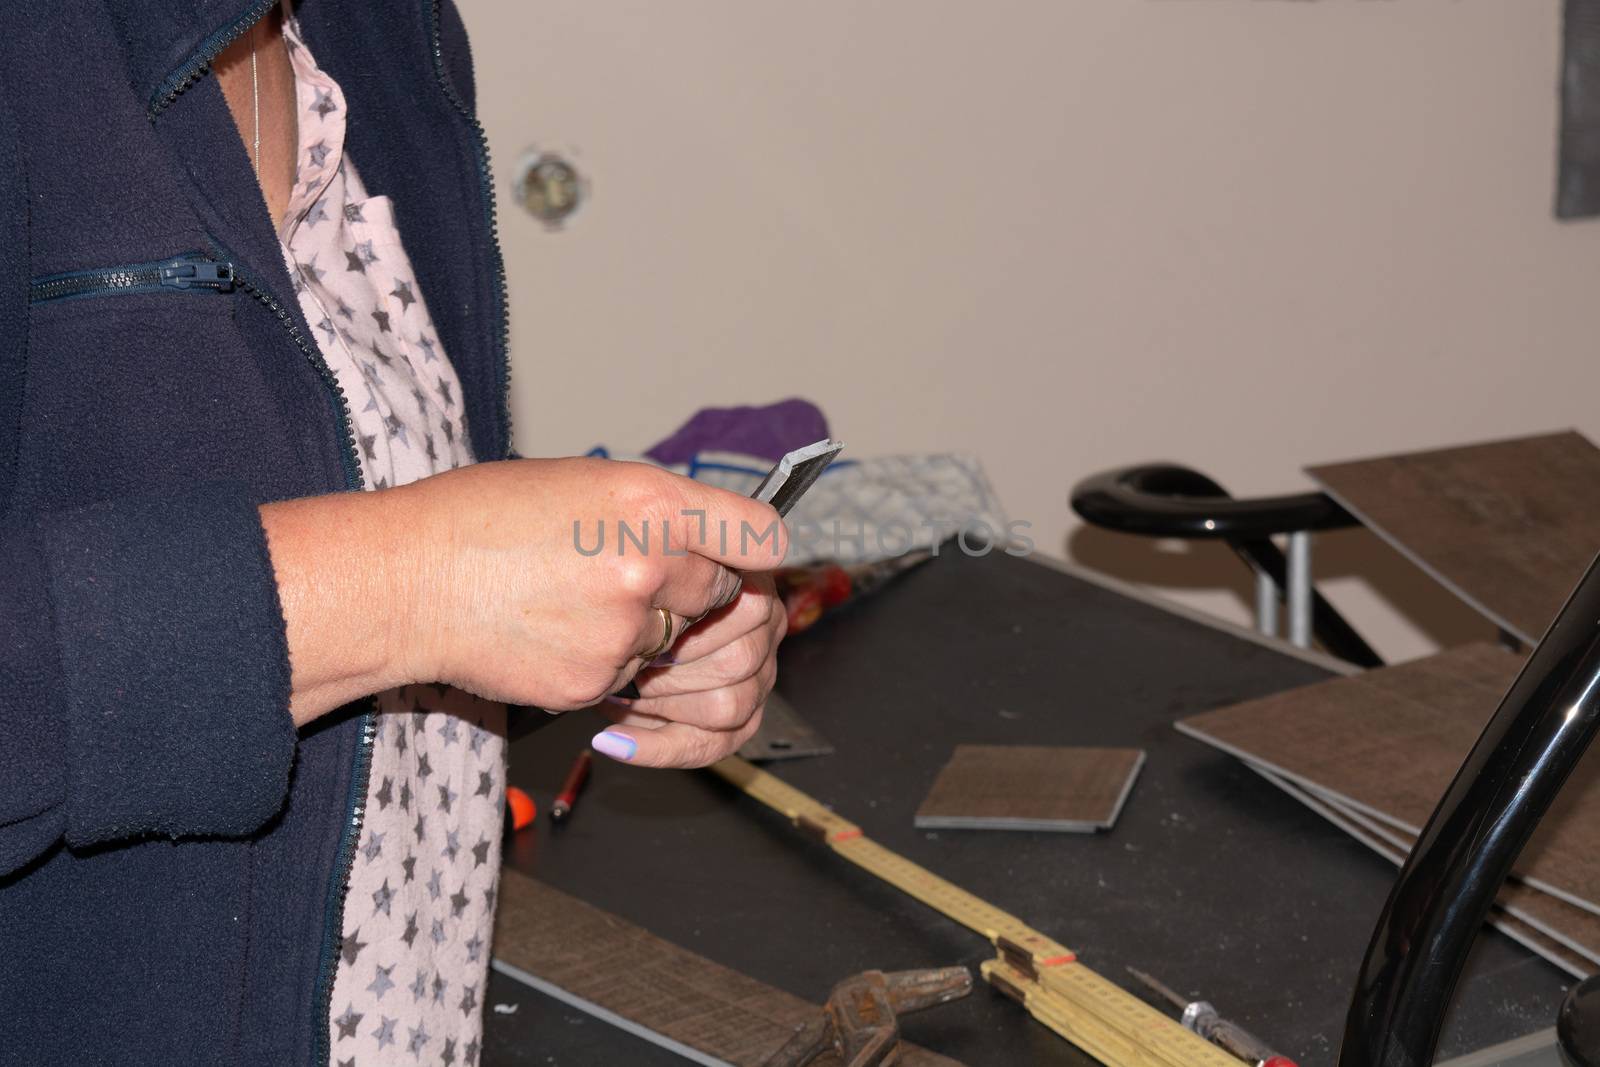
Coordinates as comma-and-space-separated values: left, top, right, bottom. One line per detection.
260, 457, 789, 760
592, 571, 787, 766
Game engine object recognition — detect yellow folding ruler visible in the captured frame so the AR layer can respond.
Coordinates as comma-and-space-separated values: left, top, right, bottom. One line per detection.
709, 756, 1240, 1067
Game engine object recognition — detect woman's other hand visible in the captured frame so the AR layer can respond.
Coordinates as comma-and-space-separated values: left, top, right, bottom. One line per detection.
260, 457, 788, 751
591, 570, 787, 767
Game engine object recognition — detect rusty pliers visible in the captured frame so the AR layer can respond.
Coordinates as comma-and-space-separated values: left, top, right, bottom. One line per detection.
764, 966, 973, 1067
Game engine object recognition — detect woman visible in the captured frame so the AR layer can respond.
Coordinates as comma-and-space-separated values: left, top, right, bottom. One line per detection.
0, 2, 786, 1064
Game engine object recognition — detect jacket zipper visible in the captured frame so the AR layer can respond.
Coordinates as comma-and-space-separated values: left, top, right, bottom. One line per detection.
193, 245, 376, 1067
308, 711, 378, 1067
148, 0, 282, 117
427, 0, 514, 461
29, 254, 236, 303
226, 262, 365, 493
218, 258, 381, 1067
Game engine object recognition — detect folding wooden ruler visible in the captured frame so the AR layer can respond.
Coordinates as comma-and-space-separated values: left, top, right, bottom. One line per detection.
709, 756, 1241, 1067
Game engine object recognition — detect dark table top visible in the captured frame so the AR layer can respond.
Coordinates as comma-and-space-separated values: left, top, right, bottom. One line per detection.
485, 550, 1568, 1067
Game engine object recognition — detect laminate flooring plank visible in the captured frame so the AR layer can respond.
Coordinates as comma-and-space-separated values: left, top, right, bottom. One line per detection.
492, 869, 965, 1067
1308, 431, 1600, 644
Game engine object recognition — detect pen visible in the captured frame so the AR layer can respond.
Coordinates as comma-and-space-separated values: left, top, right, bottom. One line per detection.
550, 749, 593, 823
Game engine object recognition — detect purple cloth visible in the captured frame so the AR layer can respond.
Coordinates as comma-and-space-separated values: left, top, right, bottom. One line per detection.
644, 398, 830, 465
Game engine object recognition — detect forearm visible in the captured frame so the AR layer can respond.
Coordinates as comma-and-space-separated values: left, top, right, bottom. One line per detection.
259, 489, 420, 726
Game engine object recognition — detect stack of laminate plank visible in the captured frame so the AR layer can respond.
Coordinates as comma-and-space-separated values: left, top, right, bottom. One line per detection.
1177, 642, 1600, 978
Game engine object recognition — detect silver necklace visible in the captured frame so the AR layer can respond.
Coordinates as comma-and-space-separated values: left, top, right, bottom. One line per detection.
250, 23, 261, 179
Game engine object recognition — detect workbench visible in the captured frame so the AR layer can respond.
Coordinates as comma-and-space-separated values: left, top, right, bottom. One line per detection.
483, 550, 1567, 1066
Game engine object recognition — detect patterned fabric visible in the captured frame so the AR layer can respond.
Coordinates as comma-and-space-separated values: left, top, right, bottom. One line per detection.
591, 448, 1012, 566
278, 20, 505, 1067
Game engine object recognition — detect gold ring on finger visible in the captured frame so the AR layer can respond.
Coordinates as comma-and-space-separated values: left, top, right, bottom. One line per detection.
640, 606, 675, 662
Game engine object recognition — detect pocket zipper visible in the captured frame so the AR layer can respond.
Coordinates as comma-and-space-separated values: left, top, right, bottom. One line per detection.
29, 254, 236, 304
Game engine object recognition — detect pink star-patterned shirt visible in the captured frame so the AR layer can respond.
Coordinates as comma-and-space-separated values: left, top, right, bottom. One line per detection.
277, 19, 506, 1067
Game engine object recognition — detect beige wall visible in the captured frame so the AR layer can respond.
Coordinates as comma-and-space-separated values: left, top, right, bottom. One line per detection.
460, 0, 1600, 662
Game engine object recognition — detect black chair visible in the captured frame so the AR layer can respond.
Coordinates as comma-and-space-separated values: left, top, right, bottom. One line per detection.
1341, 553, 1600, 1065
1071, 463, 1382, 668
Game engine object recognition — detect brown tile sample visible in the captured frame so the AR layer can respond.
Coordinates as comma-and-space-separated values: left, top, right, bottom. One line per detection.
1307, 430, 1600, 644
913, 745, 1145, 832
492, 868, 964, 1067
1176, 642, 1600, 918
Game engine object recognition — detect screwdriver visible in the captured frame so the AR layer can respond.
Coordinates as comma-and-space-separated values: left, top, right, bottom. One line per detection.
1126, 967, 1299, 1067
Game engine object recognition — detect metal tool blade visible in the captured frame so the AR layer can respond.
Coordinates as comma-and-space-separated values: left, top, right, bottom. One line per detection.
738, 691, 834, 762
750, 439, 844, 518
1125, 966, 1190, 1013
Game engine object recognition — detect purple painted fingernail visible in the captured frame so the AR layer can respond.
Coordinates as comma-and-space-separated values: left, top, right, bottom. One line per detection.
592, 730, 637, 762
602, 694, 633, 708
649, 652, 676, 668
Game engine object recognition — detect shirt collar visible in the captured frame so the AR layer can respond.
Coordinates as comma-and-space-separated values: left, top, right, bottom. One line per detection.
109, 0, 284, 120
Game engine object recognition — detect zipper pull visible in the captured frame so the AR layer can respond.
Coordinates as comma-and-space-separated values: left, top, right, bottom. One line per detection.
159, 257, 235, 292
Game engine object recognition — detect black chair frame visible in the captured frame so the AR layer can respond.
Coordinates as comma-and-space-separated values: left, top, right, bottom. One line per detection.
1071, 463, 1382, 669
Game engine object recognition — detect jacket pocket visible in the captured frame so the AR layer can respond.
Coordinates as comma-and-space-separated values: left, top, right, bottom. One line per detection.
29, 253, 236, 303
13, 250, 301, 513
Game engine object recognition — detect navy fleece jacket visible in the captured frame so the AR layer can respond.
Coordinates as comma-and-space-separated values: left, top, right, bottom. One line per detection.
0, 2, 509, 1063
